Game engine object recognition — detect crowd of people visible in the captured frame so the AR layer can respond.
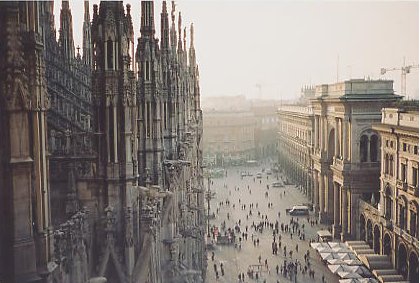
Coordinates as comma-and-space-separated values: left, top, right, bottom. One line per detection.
207, 161, 329, 282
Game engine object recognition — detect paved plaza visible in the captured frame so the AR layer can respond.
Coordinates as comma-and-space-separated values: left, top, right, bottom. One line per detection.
205, 161, 340, 283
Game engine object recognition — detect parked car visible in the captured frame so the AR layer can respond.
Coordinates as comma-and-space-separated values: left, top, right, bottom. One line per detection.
256, 173, 262, 179
266, 169, 272, 175
271, 182, 284, 188
286, 205, 310, 216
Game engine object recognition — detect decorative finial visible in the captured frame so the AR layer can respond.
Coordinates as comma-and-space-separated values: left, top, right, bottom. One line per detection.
171, 1, 176, 23
190, 23, 194, 47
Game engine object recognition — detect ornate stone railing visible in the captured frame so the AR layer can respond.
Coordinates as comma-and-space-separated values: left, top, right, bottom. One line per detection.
394, 226, 419, 250
408, 184, 419, 197
396, 179, 408, 192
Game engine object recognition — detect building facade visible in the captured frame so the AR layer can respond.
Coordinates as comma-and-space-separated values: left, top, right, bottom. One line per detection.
203, 110, 255, 165
277, 105, 313, 198
252, 103, 279, 160
277, 79, 403, 241
310, 79, 401, 240
360, 105, 418, 282
0, 1, 206, 283
0, 2, 52, 282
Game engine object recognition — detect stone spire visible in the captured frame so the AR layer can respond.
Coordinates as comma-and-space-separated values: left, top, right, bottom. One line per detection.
189, 23, 196, 69
161, 1, 170, 50
141, 1, 155, 37
82, 1, 92, 66
59, 0, 75, 62
177, 11, 183, 52
170, 1, 177, 51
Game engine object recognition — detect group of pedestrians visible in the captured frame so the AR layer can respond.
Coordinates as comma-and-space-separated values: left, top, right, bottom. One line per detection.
208, 162, 328, 282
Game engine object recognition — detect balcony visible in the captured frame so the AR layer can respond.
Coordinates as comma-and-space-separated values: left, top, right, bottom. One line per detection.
407, 184, 419, 197
396, 180, 408, 191
394, 226, 419, 250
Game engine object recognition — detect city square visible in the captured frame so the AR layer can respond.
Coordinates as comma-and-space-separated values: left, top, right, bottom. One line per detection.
205, 161, 338, 283
0, 1, 418, 283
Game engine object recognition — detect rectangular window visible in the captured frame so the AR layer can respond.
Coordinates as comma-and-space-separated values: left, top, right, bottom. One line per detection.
413, 167, 419, 187
401, 163, 407, 182
403, 143, 407, 152
414, 146, 418, 155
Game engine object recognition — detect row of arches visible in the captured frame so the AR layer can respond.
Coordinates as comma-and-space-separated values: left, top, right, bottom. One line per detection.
359, 214, 419, 282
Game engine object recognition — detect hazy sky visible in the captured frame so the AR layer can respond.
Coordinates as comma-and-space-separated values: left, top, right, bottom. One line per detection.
55, 0, 419, 100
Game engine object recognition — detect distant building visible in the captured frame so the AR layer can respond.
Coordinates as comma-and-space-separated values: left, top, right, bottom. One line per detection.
360, 104, 418, 282
203, 110, 255, 165
277, 105, 313, 198
251, 103, 279, 159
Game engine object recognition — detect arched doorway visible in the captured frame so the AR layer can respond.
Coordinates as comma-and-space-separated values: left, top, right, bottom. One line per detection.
360, 214, 366, 241
398, 244, 408, 279
383, 233, 392, 256
373, 225, 380, 253
408, 252, 419, 283
367, 219, 373, 248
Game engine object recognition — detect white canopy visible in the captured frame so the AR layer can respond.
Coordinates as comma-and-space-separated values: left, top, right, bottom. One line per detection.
328, 259, 363, 266
337, 271, 363, 279
321, 252, 358, 261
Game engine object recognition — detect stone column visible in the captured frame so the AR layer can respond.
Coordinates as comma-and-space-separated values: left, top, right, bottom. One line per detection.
339, 119, 343, 157
113, 105, 118, 163
341, 187, 348, 241
319, 173, 325, 222
320, 117, 324, 151
343, 117, 348, 161
333, 182, 341, 238
335, 118, 339, 158
314, 116, 319, 149
313, 170, 319, 213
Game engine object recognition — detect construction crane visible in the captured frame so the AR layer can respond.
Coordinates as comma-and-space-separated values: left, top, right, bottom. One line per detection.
380, 58, 419, 99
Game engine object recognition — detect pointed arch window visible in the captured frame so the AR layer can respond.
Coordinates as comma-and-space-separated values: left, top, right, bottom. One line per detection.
145, 61, 150, 81
107, 39, 114, 70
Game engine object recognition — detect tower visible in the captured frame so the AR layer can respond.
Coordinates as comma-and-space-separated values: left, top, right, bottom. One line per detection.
91, 2, 137, 280
0, 2, 52, 282
82, 1, 92, 66
59, 0, 75, 62
137, 1, 164, 186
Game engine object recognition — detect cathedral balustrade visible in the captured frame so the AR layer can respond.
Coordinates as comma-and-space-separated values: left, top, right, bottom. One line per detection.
53, 208, 90, 266
407, 184, 419, 197
397, 179, 409, 192
394, 226, 419, 250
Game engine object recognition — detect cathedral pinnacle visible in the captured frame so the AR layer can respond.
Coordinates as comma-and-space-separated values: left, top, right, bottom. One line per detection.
141, 1, 155, 37
178, 12, 183, 51
161, 1, 169, 49
190, 23, 194, 49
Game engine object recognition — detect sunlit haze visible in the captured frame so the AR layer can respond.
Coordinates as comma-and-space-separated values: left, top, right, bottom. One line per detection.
56, 0, 419, 100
